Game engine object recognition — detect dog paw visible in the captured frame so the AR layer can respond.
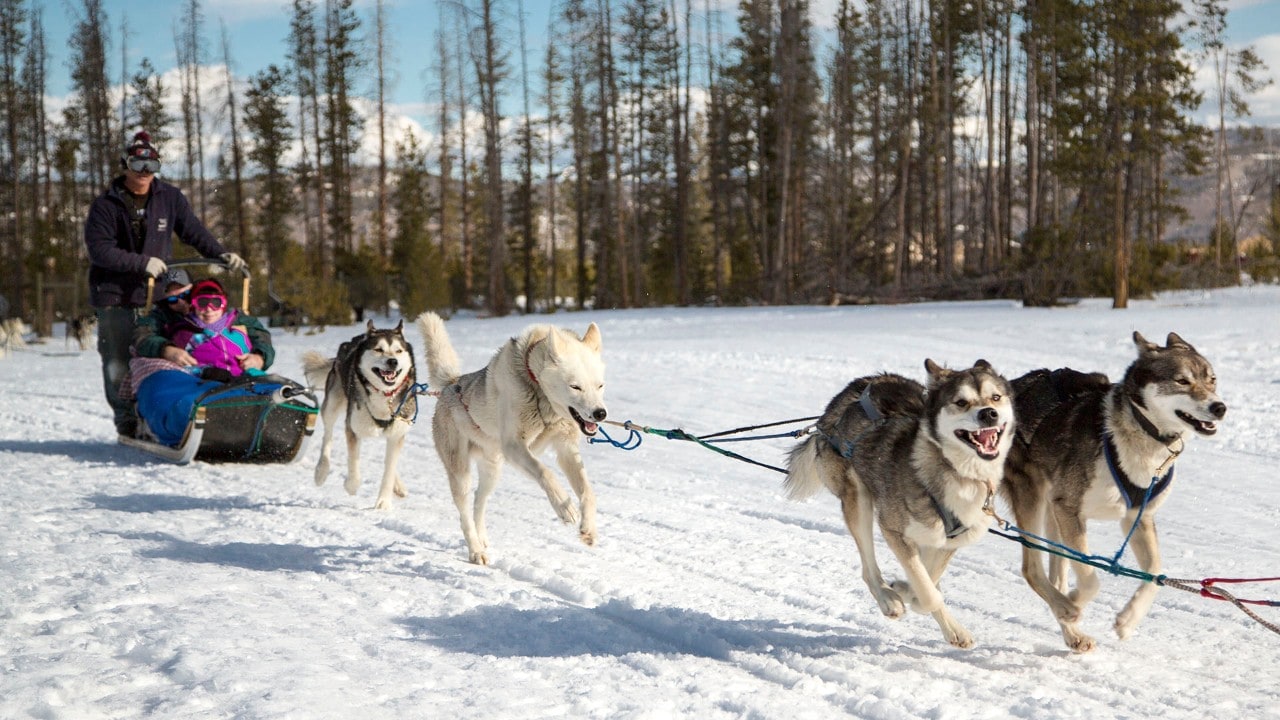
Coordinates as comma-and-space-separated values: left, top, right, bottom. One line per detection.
876, 588, 907, 619
469, 550, 490, 565
944, 627, 975, 649
314, 461, 329, 486
1114, 613, 1137, 640
344, 476, 361, 496
1064, 629, 1097, 654
373, 496, 393, 511
394, 479, 407, 498
554, 498, 581, 525
579, 528, 596, 547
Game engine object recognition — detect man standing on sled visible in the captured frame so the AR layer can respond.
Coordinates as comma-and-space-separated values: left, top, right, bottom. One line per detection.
83, 130, 247, 438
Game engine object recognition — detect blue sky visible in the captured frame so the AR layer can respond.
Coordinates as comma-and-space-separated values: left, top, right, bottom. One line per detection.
38, 0, 1280, 136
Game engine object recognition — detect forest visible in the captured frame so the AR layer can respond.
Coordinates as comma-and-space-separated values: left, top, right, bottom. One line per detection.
1, 0, 1278, 332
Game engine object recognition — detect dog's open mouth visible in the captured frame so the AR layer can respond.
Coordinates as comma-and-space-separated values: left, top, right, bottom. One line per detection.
570, 407, 599, 437
1176, 410, 1218, 436
374, 367, 399, 386
957, 425, 1005, 459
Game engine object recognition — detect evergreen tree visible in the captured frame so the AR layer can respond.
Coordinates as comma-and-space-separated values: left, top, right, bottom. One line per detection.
127, 58, 174, 148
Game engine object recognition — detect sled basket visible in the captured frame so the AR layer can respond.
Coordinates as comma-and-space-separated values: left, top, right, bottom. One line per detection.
123, 374, 319, 464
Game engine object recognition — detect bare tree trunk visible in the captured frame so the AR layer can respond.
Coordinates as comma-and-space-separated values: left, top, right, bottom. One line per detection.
220, 25, 247, 256
186, 0, 207, 216
375, 0, 390, 310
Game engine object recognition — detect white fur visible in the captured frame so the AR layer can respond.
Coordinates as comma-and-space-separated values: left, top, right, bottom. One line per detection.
303, 325, 416, 511
417, 311, 607, 565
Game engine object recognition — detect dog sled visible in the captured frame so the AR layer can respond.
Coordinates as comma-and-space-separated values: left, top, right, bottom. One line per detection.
118, 259, 319, 464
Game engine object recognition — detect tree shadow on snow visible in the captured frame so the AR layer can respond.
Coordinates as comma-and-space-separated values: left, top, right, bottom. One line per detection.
398, 600, 879, 660
87, 491, 309, 514
102, 529, 414, 574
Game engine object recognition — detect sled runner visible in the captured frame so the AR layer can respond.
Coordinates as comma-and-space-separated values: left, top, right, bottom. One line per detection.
118, 259, 319, 464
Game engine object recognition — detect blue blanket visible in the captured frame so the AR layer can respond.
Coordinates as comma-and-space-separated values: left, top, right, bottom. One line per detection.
135, 370, 226, 446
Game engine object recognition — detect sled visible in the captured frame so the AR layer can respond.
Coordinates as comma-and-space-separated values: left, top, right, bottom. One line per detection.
119, 259, 318, 464
120, 374, 319, 464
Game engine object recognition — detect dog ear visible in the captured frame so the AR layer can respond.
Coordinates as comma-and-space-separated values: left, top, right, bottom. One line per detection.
366, 318, 376, 334
973, 358, 993, 371
545, 327, 563, 358
581, 323, 602, 353
1132, 331, 1160, 355
393, 319, 404, 335
1165, 331, 1193, 352
924, 358, 950, 385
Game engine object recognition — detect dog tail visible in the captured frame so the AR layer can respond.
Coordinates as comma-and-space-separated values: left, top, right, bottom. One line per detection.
301, 350, 334, 390
415, 311, 462, 388
784, 435, 830, 501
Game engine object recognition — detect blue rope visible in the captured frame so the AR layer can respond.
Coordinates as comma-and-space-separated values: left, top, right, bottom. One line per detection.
392, 382, 432, 423
588, 424, 643, 450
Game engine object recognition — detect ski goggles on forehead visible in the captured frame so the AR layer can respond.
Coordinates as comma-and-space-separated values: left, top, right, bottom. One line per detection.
126, 157, 161, 174
192, 294, 227, 311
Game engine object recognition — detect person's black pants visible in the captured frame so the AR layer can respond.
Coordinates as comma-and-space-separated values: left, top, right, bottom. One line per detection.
95, 306, 142, 434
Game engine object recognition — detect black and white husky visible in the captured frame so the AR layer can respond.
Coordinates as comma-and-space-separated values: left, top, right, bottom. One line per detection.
416, 311, 607, 565
785, 360, 1016, 648
302, 320, 418, 510
1002, 332, 1226, 653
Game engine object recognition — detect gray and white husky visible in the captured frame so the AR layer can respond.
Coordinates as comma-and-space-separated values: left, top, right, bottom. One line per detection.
1002, 331, 1226, 653
302, 320, 418, 510
785, 360, 1016, 648
416, 311, 607, 565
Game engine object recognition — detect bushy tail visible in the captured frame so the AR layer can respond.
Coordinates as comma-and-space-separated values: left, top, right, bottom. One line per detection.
415, 311, 462, 389
301, 350, 334, 390
784, 435, 829, 501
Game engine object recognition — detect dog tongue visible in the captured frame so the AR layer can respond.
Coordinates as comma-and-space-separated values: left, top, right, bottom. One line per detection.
976, 427, 999, 452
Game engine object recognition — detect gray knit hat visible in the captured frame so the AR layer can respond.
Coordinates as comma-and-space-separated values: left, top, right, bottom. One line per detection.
159, 268, 191, 288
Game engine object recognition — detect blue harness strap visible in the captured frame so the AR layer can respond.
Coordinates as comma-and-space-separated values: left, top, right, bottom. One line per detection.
1103, 433, 1175, 508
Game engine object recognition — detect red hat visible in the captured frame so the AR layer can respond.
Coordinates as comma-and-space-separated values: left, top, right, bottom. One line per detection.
124, 131, 160, 161
189, 278, 227, 299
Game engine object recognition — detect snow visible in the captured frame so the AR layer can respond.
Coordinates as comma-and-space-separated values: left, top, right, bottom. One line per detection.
3, 288, 1279, 719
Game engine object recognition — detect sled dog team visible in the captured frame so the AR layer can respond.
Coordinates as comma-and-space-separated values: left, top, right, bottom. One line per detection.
303, 315, 1226, 654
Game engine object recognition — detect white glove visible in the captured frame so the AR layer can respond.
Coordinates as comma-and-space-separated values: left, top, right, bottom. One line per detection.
220, 252, 247, 273
144, 257, 167, 278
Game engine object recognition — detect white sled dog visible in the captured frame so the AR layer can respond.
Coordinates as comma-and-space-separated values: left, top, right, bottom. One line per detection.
1002, 332, 1226, 653
302, 320, 419, 510
416, 311, 607, 565
785, 361, 1016, 648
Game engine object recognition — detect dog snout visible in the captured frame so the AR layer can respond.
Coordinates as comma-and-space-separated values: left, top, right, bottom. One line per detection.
977, 407, 999, 426
386, 358, 398, 370
1209, 401, 1227, 419
592, 408, 607, 422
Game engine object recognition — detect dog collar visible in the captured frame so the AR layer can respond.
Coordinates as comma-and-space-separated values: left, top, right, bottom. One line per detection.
1128, 399, 1180, 445
523, 338, 542, 385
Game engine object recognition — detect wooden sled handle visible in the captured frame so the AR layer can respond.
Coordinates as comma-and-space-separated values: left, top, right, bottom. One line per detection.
146, 258, 251, 311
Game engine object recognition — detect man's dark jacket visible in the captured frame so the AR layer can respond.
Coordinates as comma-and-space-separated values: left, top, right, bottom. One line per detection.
84, 176, 227, 308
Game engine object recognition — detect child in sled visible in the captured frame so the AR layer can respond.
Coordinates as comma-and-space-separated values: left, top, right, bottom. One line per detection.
127, 276, 275, 445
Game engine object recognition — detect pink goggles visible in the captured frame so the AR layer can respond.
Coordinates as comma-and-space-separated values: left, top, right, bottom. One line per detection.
192, 294, 227, 311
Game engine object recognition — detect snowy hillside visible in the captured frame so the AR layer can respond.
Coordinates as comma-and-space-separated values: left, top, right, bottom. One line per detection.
3, 289, 1279, 719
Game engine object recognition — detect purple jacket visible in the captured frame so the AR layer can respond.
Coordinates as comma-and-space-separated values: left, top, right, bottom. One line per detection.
84, 176, 227, 308
168, 310, 254, 376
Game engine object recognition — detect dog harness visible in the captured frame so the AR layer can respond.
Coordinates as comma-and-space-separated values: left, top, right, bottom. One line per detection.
1102, 432, 1175, 509
824, 387, 976, 540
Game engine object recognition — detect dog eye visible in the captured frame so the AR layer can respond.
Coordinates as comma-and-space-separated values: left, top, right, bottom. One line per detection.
570, 384, 582, 391
991, 393, 1002, 402
954, 399, 969, 410
1176, 378, 1191, 386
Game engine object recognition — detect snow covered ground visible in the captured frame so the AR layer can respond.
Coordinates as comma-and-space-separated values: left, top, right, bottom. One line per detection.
3, 288, 1279, 719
